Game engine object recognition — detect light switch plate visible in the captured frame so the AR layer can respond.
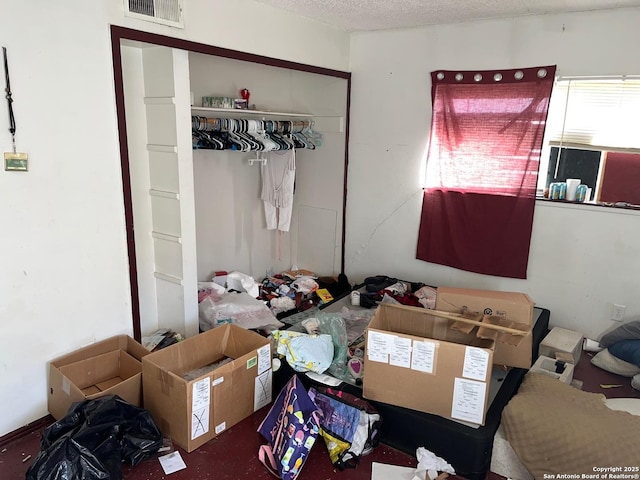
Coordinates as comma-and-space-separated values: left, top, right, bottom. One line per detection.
4, 152, 28, 171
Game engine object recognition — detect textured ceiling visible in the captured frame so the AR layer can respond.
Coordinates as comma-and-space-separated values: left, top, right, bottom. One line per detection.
254, 0, 640, 31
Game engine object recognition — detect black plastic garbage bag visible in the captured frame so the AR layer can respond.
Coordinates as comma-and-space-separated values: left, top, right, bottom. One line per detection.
26, 394, 163, 480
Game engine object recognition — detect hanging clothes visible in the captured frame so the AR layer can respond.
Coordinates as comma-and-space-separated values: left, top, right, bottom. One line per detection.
261, 150, 296, 232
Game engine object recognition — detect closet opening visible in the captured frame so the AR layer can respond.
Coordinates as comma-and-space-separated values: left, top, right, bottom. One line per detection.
110, 26, 351, 341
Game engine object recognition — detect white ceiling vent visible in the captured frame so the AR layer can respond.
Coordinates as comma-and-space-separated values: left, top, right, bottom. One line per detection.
124, 0, 184, 28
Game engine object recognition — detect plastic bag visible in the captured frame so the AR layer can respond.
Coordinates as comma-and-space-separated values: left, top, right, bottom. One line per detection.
26, 395, 162, 480
316, 313, 349, 379
257, 375, 322, 480
309, 386, 382, 470
199, 291, 284, 332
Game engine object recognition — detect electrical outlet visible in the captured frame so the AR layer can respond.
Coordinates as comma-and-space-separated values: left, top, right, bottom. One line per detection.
612, 304, 626, 322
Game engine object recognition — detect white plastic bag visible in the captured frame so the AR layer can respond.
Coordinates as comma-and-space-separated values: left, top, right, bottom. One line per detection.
226, 271, 260, 298
199, 292, 283, 332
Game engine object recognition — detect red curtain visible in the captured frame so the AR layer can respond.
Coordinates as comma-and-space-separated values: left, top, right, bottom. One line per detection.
599, 151, 640, 205
417, 66, 556, 279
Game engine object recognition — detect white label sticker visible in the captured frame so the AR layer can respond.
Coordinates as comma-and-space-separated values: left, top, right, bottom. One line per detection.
451, 377, 487, 424
367, 331, 393, 363
462, 347, 489, 381
191, 377, 210, 440
257, 344, 271, 375
411, 340, 437, 373
254, 370, 273, 411
212, 376, 224, 387
390, 336, 412, 368
215, 422, 226, 435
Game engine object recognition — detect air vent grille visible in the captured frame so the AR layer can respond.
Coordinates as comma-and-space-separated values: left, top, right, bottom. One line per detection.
125, 0, 184, 28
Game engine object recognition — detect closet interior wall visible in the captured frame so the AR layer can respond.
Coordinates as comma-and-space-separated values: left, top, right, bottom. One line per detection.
189, 52, 347, 283
121, 40, 348, 339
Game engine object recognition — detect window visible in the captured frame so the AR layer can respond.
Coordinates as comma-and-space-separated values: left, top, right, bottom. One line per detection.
539, 77, 640, 204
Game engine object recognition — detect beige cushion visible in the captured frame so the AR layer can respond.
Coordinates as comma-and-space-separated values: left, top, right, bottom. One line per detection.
591, 348, 640, 377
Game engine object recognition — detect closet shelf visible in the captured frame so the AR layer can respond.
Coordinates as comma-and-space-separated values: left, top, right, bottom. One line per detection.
191, 106, 313, 118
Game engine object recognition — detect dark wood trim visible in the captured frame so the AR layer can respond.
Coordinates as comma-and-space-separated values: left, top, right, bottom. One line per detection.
111, 27, 142, 342
0, 415, 53, 448
341, 78, 352, 274
110, 25, 351, 80
109, 25, 352, 339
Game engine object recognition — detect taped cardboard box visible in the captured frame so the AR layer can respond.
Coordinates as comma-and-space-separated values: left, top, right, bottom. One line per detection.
48, 335, 148, 420
363, 303, 495, 426
435, 287, 535, 368
142, 324, 272, 452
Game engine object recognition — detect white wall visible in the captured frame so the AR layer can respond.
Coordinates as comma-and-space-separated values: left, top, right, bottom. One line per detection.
346, 7, 640, 339
0, 0, 349, 437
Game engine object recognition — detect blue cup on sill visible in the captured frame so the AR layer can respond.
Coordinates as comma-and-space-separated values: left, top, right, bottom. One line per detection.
550, 182, 567, 200
576, 184, 588, 202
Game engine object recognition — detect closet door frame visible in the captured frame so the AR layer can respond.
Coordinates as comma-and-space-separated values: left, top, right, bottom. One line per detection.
110, 25, 351, 341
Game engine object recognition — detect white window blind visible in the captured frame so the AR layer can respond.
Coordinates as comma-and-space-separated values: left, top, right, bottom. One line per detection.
546, 77, 640, 152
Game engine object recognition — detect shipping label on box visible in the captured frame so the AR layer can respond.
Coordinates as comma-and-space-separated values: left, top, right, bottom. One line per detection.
435, 287, 535, 368
363, 303, 494, 425
48, 335, 148, 420
142, 324, 272, 452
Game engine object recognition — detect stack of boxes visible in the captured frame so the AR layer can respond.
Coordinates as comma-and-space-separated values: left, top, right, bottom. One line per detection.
363, 287, 536, 426
532, 326, 584, 384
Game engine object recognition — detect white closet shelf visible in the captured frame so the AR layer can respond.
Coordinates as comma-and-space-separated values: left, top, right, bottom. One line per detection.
191, 108, 344, 132
191, 106, 313, 118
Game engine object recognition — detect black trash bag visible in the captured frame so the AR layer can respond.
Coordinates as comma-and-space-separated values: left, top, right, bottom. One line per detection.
26, 394, 163, 480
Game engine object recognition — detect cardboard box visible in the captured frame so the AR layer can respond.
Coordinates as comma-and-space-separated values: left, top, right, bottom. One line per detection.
530, 355, 575, 384
363, 303, 495, 425
48, 335, 148, 420
435, 287, 535, 368
142, 324, 272, 452
539, 327, 583, 365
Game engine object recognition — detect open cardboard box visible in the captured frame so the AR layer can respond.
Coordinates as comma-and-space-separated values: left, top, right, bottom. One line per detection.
142, 324, 272, 452
48, 335, 148, 420
59, 350, 141, 396
435, 287, 535, 368
363, 303, 495, 425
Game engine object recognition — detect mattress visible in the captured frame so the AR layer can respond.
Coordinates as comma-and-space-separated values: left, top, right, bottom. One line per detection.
275, 304, 550, 479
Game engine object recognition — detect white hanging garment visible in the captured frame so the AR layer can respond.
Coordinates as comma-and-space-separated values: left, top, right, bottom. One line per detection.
261, 149, 296, 232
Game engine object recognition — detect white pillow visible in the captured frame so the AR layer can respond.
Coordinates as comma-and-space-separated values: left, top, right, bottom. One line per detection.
591, 348, 640, 377
605, 397, 640, 415
632, 373, 640, 391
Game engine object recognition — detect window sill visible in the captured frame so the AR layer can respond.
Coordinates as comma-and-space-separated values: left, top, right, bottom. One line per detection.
536, 197, 640, 215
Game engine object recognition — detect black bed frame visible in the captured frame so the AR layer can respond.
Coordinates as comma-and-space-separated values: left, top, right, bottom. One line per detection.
274, 306, 550, 479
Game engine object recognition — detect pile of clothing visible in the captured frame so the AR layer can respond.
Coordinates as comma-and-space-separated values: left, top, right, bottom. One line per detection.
353, 275, 437, 310
258, 270, 351, 319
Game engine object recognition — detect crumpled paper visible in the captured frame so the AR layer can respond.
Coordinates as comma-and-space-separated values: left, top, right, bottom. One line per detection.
412, 447, 456, 480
